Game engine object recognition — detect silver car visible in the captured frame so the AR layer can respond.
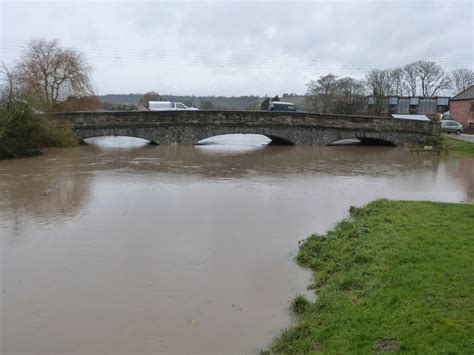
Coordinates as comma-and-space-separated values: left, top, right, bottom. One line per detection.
440, 120, 463, 135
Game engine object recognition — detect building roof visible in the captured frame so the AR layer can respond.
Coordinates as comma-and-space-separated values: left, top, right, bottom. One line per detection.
270, 101, 295, 105
451, 85, 474, 101
391, 114, 430, 121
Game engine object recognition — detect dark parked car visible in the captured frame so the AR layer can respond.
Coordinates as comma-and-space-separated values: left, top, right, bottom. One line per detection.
440, 120, 463, 135
269, 101, 296, 112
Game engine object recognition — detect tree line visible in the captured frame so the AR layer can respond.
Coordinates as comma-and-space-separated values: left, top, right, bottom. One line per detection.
305, 62, 474, 115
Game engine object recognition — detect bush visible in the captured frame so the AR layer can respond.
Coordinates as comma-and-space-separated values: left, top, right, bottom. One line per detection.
0, 96, 77, 159
0, 98, 43, 158
38, 118, 78, 148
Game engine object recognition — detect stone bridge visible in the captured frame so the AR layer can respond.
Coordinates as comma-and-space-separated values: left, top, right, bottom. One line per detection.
48, 110, 439, 146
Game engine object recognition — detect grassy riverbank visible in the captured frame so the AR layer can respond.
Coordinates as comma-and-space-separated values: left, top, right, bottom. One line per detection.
442, 136, 474, 158
267, 199, 474, 354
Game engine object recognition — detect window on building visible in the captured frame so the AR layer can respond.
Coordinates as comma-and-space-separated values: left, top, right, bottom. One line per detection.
419, 99, 436, 114
388, 97, 398, 105
398, 99, 409, 113
437, 97, 449, 106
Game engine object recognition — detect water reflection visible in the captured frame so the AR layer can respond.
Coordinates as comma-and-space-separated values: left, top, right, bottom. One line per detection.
196, 134, 270, 154
0, 137, 473, 355
0, 151, 91, 233
84, 136, 151, 148
197, 133, 271, 146
442, 158, 474, 200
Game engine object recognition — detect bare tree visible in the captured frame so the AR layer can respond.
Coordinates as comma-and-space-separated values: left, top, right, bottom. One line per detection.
1, 63, 17, 100
333, 77, 367, 115
389, 67, 406, 96
365, 68, 408, 97
15, 39, 93, 111
403, 63, 418, 96
411, 61, 451, 96
365, 69, 394, 97
306, 74, 338, 112
402, 61, 451, 96
306, 74, 366, 114
451, 68, 474, 93
365, 69, 396, 115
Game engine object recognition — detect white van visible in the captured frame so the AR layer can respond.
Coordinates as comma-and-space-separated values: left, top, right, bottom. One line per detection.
148, 101, 198, 111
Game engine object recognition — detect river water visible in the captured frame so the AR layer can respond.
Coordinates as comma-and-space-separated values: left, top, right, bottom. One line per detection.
0, 136, 473, 355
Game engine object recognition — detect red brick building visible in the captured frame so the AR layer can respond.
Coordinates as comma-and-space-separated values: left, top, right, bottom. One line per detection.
450, 85, 474, 128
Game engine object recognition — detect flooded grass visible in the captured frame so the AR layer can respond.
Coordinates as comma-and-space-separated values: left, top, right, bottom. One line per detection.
268, 199, 474, 354
291, 295, 311, 315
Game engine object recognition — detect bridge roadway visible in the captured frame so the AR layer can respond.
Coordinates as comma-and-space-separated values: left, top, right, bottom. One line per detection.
48, 110, 439, 146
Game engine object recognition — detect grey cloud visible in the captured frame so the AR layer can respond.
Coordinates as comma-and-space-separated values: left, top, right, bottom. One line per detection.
1, 1, 472, 96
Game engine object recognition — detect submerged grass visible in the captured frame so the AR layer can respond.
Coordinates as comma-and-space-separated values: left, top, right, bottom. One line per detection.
268, 199, 474, 354
291, 295, 311, 315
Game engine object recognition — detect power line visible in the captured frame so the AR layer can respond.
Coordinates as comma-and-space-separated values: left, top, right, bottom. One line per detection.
1, 37, 472, 70
2, 36, 471, 62
2, 45, 471, 71
2, 37, 472, 65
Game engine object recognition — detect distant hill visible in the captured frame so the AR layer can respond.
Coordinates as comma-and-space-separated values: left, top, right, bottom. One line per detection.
98, 94, 309, 111
99, 94, 142, 105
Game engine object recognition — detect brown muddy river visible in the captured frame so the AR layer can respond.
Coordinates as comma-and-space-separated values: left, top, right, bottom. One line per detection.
1, 136, 473, 355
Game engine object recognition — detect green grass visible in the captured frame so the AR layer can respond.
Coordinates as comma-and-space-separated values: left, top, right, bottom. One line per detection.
441, 136, 474, 158
268, 199, 474, 354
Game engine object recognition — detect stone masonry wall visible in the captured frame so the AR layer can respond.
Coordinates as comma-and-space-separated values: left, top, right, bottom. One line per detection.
47, 110, 439, 146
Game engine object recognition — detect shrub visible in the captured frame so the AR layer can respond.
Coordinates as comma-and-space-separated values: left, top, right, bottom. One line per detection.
0, 96, 77, 159
0, 97, 42, 158
38, 118, 78, 148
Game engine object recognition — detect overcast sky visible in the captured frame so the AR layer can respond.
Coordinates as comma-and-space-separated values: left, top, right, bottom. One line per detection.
1, 0, 473, 96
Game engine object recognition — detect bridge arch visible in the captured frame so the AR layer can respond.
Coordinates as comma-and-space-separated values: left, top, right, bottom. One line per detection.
266, 135, 295, 145
75, 128, 160, 144
324, 131, 398, 146
192, 128, 296, 146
